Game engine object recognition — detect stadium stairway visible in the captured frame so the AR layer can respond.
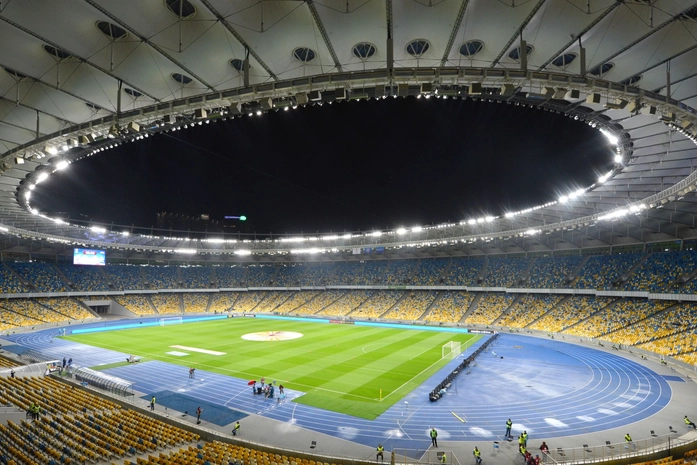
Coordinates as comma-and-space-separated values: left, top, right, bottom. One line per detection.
52, 263, 75, 291
566, 255, 592, 287
377, 292, 406, 319
418, 291, 444, 321
458, 292, 483, 323
491, 293, 524, 327
563, 297, 621, 333
525, 295, 572, 330
619, 253, 653, 288
474, 259, 489, 285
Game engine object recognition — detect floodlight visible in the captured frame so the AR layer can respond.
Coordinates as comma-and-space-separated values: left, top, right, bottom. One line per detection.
259, 98, 273, 111
107, 125, 120, 138
614, 154, 623, 163
500, 84, 516, 97
35, 172, 49, 184
412, 226, 423, 232
127, 121, 140, 133
396, 228, 407, 235
229, 102, 243, 115
640, 105, 657, 116
55, 160, 69, 170
43, 145, 58, 156
78, 134, 95, 145
563, 89, 580, 100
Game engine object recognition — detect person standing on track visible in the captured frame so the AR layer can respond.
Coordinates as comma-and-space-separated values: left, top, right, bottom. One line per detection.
150, 396, 156, 411
430, 428, 438, 447
196, 406, 202, 424
473, 446, 482, 465
505, 419, 512, 440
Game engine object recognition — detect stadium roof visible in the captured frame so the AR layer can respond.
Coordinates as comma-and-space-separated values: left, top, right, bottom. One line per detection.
1, 0, 697, 262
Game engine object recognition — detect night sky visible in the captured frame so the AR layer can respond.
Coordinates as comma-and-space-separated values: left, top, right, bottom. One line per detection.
32, 97, 614, 235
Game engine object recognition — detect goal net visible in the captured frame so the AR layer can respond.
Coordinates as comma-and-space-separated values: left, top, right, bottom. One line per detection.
442, 341, 462, 360
160, 317, 183, 326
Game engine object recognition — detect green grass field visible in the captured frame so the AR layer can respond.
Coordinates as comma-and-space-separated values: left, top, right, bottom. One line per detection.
66, 318, 480, 419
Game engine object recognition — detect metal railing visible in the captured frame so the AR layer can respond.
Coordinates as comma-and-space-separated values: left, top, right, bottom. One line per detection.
543, 432, 695, 464
393, 448, 463, 465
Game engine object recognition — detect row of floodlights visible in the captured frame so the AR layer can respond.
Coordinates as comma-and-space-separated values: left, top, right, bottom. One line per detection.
18, 85, 690, 248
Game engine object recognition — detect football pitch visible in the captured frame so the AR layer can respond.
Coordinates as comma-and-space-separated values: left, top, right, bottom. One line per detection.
66, 318, 480, 419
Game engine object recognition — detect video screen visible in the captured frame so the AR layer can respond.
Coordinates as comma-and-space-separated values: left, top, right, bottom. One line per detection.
73, 248, 106, 266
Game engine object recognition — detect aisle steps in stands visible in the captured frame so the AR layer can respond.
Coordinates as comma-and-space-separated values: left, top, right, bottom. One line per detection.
52, 263, 75, 291
524, 295, 572, 330
563, 298, 621, 333
566, 255, 592, 287
377, 291, 407, 320
474, 259, 489, 285
146, 295, 160, 314
491, 293, 524, 326
617, 253, 652, 288
345, 290, 375, 317
603, 301, 681, 340
418, 291, 445, 321
459, 292, 484, 324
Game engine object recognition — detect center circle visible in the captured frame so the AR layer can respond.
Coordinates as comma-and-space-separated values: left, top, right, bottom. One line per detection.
241, 331, 303, 341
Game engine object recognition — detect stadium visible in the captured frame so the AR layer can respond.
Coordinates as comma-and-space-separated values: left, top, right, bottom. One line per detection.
1, 1, 697, 465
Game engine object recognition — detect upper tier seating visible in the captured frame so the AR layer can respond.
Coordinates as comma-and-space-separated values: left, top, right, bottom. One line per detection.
573, 253, 642, 289
8, 262, 67, 292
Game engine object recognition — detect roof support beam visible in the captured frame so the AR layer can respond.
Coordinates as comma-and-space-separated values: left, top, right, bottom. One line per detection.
386, 0, 393, 76
198, 0, 278, 81
0, 119, 42, 139
0, 96, 75, 127
0, 62, 115, 116
619, 44, 697, 84
652, 71, 697, 94
306, 1, 342, 72
490, 0, 546, 68
538, 2, 621, 70
84, 0, 217, 93
440, 0, 471, 66
586, 3, 697, 73
0, 15, 159, 102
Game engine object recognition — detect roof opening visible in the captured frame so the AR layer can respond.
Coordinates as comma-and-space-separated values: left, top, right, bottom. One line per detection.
551, 53, 577, 68
43, 45, 72, 60
589, 62, 614, 77
620, 75, 642, 86
459, 40, 484, 57
4, 67, 27, 80
165, 0, 196, 19
293, 47, 316, 63
171, 73, 193, 85
229, 59, 246, 72
124, 88, 143, 98
508, 44, 533, 61
406, 39, 430, 57
96, 21, 128, 40
352, 43, 377, 60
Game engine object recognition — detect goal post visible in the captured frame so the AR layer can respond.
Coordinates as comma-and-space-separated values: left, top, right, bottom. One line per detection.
160, 316, 183, 326
442, 341, 462, 360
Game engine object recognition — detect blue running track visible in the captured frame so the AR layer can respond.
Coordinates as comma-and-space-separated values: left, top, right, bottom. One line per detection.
3, 318, 671, 454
